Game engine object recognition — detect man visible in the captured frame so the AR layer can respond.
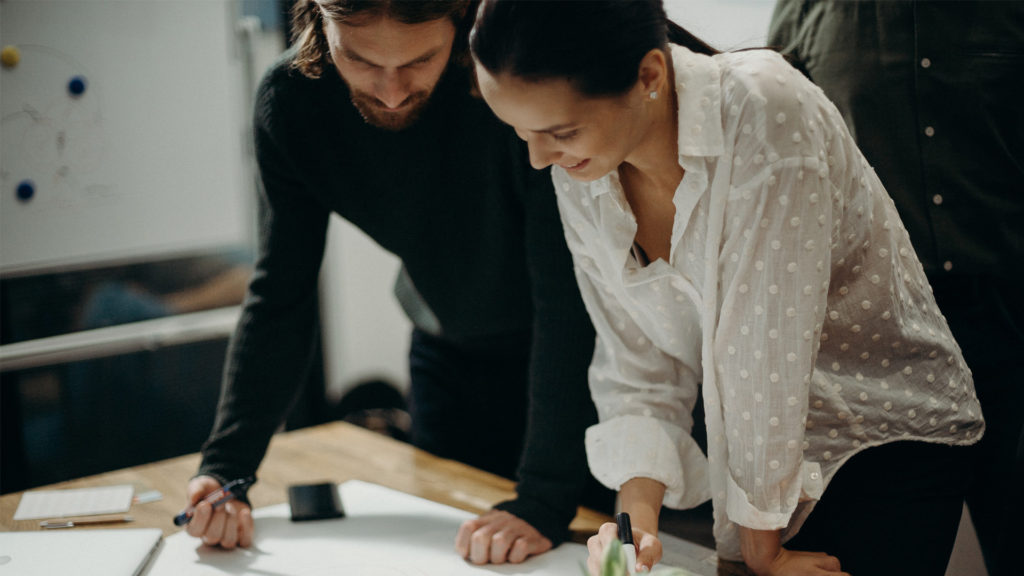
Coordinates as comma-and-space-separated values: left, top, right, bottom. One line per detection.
768, 2, 1024, 575
181, 0, 609, 565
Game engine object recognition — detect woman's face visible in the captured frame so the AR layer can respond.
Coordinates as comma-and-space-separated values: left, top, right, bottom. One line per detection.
475, 63, 648, 182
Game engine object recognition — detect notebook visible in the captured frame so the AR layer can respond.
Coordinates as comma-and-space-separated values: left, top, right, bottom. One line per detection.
0, 528, 162, 576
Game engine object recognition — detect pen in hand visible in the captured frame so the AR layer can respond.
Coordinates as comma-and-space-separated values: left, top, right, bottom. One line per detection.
174, 476, 255, 527
616, 512, 638, 575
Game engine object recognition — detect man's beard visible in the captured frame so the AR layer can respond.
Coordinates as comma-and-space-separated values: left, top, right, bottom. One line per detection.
350, 89, 432, 132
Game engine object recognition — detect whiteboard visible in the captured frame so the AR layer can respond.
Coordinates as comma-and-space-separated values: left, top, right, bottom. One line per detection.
0, 0, 251, 275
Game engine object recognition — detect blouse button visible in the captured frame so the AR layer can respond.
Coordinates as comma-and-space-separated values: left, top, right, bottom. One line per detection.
921, 57, 932, 69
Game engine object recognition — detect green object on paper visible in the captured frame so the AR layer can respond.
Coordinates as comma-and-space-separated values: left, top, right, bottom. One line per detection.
582, 537, 701, 576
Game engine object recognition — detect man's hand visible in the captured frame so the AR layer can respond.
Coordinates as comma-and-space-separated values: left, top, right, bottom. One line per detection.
183, 475, 254, 549
455, 509, 553, 564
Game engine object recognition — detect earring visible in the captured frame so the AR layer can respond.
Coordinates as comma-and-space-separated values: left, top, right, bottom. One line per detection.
649, 90, 659, 100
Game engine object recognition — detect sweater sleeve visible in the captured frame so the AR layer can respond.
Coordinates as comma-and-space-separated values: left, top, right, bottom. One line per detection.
491, 155, 601, 546
197, 72, 330, 485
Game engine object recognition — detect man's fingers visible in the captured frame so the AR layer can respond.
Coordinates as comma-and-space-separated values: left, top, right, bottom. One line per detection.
455, 518, 482, 557
457, 510, 551, 565
507, 537, 532, 564
489, 528, 551, 564
203, 506, 227, 546
219, 505, 239, 549
186, 476, 222, 506
237, 506, 254, 548
185, 501, 211, 538
488, 530, 514, 565
469, 523, 497, 564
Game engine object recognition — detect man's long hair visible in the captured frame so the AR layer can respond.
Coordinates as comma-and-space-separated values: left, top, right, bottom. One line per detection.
290, 0, 476, 79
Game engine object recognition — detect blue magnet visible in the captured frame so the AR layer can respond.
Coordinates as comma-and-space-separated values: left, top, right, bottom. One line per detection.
16, 180, 35, 202
68, 75, 87, 97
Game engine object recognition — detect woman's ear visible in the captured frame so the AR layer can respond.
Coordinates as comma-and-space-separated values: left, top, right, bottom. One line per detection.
637, 48, 669, 99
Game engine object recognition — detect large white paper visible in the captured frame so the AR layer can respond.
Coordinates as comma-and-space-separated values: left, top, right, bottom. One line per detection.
147, 480, 715, 575
0, 528, 162, 576
12, 484, 134, 520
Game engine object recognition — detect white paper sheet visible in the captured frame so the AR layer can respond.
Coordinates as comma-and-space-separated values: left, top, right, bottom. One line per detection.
12, 484, 134, 520
146, 480, 712, 576
0, 528, 162, 576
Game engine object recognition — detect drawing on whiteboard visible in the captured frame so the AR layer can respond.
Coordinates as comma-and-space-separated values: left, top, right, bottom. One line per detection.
1, 44, 110, 209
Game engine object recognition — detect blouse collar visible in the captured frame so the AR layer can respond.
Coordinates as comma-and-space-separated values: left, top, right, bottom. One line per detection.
670, 43, 725, 159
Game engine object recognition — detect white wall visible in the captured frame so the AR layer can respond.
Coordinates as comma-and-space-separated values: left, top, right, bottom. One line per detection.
320, 219, 412, 403
665, 0, 776, 49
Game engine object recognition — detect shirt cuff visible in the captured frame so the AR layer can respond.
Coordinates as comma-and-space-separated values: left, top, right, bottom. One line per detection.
585, 414, 710, 510
724, 460, 823, 530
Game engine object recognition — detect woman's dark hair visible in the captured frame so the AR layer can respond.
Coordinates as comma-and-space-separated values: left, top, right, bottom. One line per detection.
291, 0, 476, 79
471, 0, 718, 97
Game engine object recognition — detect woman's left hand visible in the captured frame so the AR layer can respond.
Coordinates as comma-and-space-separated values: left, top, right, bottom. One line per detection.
586, 520, 663, 575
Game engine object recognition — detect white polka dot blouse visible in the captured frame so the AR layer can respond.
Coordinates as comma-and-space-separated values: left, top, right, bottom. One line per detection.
551, 44, 985, 562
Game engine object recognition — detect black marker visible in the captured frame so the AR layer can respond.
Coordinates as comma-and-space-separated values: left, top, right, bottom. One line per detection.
174, 476, 255, 527
616, 512, 637, 575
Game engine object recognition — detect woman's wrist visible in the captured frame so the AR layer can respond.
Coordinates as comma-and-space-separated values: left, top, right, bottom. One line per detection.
738, 525, 782, 575
618, 477, 666, 534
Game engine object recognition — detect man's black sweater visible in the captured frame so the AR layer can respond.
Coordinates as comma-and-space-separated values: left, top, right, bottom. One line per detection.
198, 53, 600, 544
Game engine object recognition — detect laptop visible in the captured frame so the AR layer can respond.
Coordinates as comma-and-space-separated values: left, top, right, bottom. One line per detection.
0, 528, 162, 576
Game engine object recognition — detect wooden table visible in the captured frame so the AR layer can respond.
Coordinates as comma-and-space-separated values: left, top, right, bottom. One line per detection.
0, 421, 610, 539
0, 421, 747, 575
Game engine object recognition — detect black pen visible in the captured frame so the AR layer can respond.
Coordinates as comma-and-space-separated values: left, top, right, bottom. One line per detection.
616, 512, 637, 575
173, 476, 255, 527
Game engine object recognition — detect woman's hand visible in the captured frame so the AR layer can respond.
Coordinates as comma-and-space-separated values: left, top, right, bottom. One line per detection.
739, 526, 849, 576
587, 521, 662, 575
587, 477, 667, 574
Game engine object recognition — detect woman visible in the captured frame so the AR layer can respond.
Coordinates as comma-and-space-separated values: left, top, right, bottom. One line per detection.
470, 2, 984, 575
